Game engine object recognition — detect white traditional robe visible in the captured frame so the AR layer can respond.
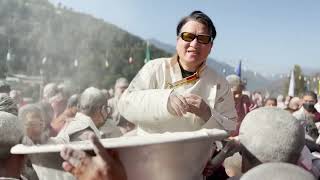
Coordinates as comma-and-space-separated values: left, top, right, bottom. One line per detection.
55, 112, 101, 143
118, 56, 237, 134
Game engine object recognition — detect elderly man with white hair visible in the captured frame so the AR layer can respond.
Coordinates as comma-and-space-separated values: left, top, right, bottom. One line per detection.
239, 107, 308, 173
42, 83, 58, 102
56, 87, 109, 142
219, 107, 318, 179
0, 111, 25, 179
243, 107, 320, 178
226, 74, 255, 135
241, 162, 316, 180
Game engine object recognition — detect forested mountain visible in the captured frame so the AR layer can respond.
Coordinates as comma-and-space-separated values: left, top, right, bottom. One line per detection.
3, 0, 301, 96
0, 0, 170, 89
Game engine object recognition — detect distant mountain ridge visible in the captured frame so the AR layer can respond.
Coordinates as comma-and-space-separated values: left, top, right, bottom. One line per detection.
0, 0, 279, 93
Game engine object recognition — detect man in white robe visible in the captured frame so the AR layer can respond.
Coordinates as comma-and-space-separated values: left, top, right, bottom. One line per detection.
118, 55, 237, 134
117, 10, 238, 180
60, 11, 238, 180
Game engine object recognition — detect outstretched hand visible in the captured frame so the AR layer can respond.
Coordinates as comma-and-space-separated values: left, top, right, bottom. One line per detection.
61, 133, 127, 180
203, 138, 241, 177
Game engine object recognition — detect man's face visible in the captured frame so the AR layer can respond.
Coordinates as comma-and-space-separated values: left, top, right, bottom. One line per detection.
93, 105, 110, 128
265, 100, 277, 107
232, 85, 242, 98
176, 20, 212, 71
302, 95, 317, 104
25, 112, 45, 143
302, 95, 317, 112
70, 106, 78, 115
115, 85, 128, 96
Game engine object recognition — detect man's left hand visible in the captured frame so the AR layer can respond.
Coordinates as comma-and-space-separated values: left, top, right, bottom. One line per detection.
184, 94, 211, 122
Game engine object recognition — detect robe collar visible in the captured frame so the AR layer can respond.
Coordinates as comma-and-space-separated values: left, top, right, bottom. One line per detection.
166, 54, 207, 89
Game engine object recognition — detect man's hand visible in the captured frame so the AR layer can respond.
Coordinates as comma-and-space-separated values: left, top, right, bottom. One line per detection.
222, 138, 241, 157
202, 138, 241, 177
61, 134, 127, 180
184, 94, 211, 122
167, 92, 189, 116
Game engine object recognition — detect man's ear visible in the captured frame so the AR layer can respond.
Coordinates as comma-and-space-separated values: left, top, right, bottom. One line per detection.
209, 42, 214, 54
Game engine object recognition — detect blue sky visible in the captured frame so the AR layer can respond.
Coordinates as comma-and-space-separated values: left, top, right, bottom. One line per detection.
50, 0, 320, 75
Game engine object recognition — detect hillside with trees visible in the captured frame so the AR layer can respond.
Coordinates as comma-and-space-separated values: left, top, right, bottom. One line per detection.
0, 0, 170, 90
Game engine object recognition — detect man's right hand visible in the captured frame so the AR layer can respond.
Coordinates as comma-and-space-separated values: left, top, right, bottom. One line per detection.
61, 134, 127, 180
167, 92, 189, 116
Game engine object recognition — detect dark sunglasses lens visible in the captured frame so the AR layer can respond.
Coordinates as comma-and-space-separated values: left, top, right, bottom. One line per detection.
181, 32, 196, 42
197, 35, 211, 44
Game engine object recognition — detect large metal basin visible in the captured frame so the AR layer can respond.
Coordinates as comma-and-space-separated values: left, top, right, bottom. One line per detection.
11, 129, 228, 180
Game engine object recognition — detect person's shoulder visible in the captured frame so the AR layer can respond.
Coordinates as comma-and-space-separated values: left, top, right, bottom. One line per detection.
205, 65, 227, 81
144, 57, 171, 67
203, 65, 230, 89
292, 108, 304, 118
140, 57, 172, 76
62, 116, 90, 134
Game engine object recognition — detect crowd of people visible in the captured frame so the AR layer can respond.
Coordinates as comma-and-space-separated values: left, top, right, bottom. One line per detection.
1, 10, 320, 180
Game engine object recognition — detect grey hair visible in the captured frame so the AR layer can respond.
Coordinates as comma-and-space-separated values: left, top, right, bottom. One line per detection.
241, 162, 315, 180
239, 107, 305, 167
226, 74, 241, 88
79, 87, 106, 115
0, 111, 23, 158
67, 94, 79, 108
58, 82, 73, 98
101, 89, 110, 100
43, 83, 58, 100
115, 77, 129, 88
0, 93, 18, 115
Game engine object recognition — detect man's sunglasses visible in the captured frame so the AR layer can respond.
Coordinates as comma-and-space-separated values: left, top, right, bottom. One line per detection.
180, 32, 212, 44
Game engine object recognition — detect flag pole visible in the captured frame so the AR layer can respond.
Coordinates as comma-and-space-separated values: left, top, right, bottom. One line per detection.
288, 69, 295, 97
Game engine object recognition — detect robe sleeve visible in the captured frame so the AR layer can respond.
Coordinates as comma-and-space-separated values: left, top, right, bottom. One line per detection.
203, 83, 237, 132
118, 61, 173, 124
